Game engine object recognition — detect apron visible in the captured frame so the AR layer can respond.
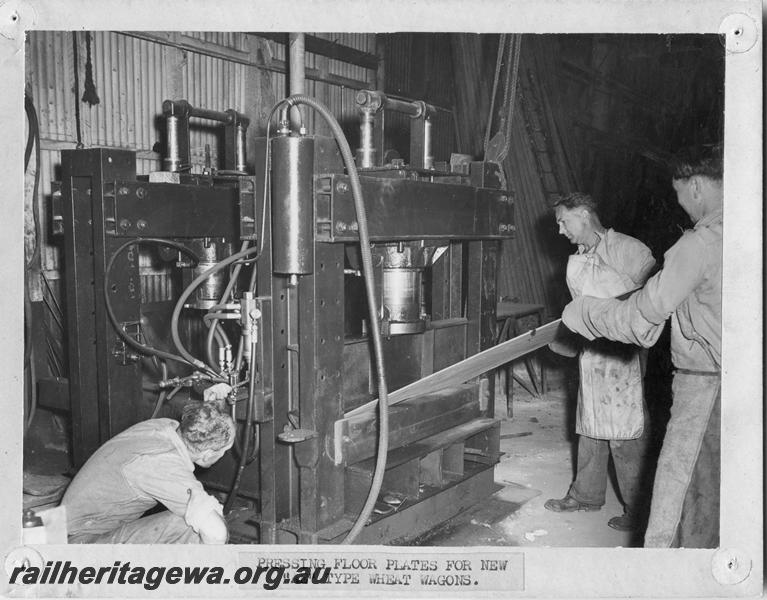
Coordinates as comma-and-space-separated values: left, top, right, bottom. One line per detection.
566, 240, 645, 440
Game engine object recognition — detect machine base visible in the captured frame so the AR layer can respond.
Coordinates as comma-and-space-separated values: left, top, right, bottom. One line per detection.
324, 465, 501, 545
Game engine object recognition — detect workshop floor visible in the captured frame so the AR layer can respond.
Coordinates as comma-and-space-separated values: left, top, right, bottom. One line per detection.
23, 359, 646, 548
415, 360, 645, 548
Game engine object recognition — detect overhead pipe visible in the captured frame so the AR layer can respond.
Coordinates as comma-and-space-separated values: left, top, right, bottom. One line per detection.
355, 90, 438, 118
288, 33, 306, 130
162, 100, 249, 173
355, 90, 438, 169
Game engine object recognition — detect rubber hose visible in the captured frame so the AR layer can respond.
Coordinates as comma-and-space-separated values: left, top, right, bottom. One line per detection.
23, 275, 35, 434
204, 241, 250, 372
25, 345, 37, 434
24, 273, 33, 366
24, 96, 35, 168
229, 247, 261, 460
170, 245, 260, 375
235, 246, 260, 375
205, 322, 230, 373
151, 362, 169, 419
205, 319, 226, 371
202, 240, 258, 465
282, 95, 389, 545
24, 94, 42, 272
223, 348, 258, 515
105, 239, 204, 368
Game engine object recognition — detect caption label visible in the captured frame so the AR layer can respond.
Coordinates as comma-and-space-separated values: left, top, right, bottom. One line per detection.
238, 552, 524, 591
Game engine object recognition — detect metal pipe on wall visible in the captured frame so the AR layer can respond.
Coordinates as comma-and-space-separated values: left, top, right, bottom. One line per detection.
288, 33, 305, 130
422, 116, 434, 169
357, 108, 376, 168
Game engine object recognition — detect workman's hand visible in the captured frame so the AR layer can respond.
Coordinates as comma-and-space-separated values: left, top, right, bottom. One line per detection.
203, 383, 232, 403
548, 338, 580, 358
185, 488, 228, 544
562, 297, 597, 340
547, 324, 582, 358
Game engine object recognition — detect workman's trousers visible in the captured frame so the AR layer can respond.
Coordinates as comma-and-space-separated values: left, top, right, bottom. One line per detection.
644, 372, 720, 548
69, 511, 202, 544
568, 410, 651, 515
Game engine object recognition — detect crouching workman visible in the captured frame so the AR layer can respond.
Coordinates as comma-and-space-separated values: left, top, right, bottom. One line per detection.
562, 144, 722, 547
62, 383, 235, 544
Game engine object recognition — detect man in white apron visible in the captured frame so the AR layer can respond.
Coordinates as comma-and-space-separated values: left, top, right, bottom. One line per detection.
563, 145, 722, 548
545, 192, 656, 533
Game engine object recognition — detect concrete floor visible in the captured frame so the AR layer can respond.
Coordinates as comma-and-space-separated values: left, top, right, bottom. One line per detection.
416, 359, 645, 548
23, 357, 648, 548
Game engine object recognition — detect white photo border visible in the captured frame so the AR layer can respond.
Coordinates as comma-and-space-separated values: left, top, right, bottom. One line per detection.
1, 0, 762, 597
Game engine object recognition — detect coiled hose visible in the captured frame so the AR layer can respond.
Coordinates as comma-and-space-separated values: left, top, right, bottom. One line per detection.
223, 349, 258, 515
172, 239, 262, 511
105, 238, 214, 370
24, 94, 42, 434
170, 244, 260, 376
24, 94, 41, 272
221, 243, 261, 508
204, 240, 250, 372
281, 95, 389, 545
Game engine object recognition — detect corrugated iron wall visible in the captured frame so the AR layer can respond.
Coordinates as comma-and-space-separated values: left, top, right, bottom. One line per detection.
25, 31, 377, 277
27, 32, 75, 274
499, 110, 570, 314
24, 30, 379, 383
29, 32, 75, 143
450, 34, 575, 319
27, 31, 245, 273
380, 33, 456, 163
497, 36, 581, 316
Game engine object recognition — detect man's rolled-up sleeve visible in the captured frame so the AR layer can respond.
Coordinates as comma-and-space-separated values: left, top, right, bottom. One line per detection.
563, 233, 706, 347
563, 294, 664, 347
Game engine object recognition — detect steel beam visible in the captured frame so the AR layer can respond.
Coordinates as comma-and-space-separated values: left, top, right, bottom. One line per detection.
315, 173, 513, 241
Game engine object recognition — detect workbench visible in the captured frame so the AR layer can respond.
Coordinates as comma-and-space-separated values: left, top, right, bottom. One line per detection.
496, 301, 547, 416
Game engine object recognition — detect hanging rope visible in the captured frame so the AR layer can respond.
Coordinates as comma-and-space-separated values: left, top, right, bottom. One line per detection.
482, 34, 523, 164
71, 32, 84, 149
483, 34, 507, 157
81, 31, 100, 106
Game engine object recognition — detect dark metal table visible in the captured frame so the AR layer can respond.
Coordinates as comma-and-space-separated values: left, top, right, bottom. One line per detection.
496, 301, 547, 417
